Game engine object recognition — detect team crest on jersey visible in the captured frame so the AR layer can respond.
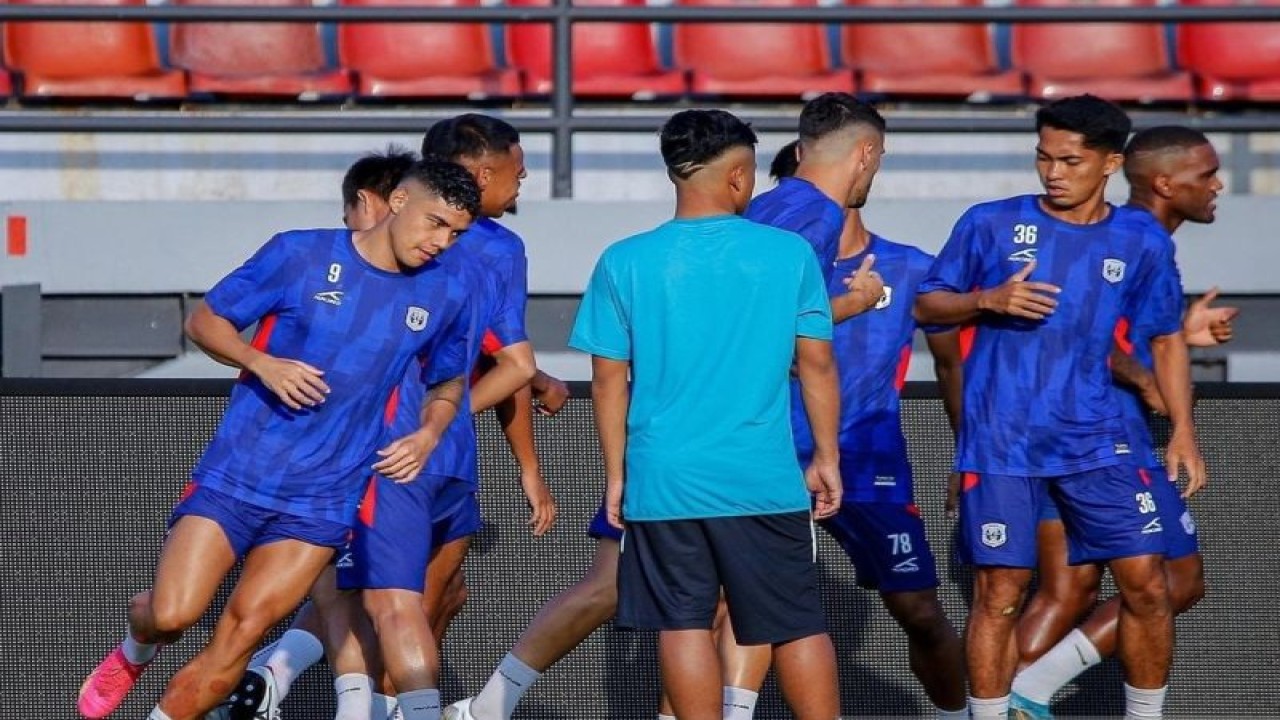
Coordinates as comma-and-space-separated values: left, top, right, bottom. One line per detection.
1103, 258, 1126, 283
1181, 511, 1197, 536
981, 522, 1007, 548
875, 286, 893, 310
405, 306, 430, 331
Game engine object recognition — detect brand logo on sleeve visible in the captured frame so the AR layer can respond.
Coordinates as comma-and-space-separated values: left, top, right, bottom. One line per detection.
406, 306, 430, 331
1103, 258, 1127, 283
981, 522, 1007, 548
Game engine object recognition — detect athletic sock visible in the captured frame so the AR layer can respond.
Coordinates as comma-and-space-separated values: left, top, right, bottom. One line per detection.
969, 695, 1010, 719
472, 652, 542, 720
372, 692, 400, 720
147, 708, 173, 720
121, 632, 158, 665
1124, 683, 1167, 719
333, 673, 374, 720
657, 715, 676, 720
1012, 628, 1103, 704
397, 688, 441, 720
257, 628, 325, 698
936, 707, 969, 719
722, 686, 759, 720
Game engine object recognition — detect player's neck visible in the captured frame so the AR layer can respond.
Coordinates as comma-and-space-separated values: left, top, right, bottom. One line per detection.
795, 165, 853, 209
1037, 194, 1111, 226
673, 190, 739, 219
352, 227, 403, 273
1127, 196, 1185, 234
838, 210, 870, 259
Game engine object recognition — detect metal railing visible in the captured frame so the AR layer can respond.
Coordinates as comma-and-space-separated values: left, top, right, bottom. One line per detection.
0, 2, 1278, 197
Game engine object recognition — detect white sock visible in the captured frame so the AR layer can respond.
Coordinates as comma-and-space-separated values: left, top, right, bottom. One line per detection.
1012, 628, 1102, 704
397, 688, 441, 720
1124, 683, 1167, 719
372, 693, 400, 720
334, 673, 374, 720
472, 652, 542, 720
722, 686, 759, 720
147, 708, 173, 720
121, 632, 158, 665
937, 707, 969, 719
969, 695, 1009, 719
657, 715, 677, 720
258, 628, 325, 699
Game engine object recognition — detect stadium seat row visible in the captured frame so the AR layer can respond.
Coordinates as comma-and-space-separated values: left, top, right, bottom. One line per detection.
3, 0, 1279, 104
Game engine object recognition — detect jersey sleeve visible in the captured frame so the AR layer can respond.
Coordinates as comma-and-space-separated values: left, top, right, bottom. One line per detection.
796, 249, 834, 340
486, 251, 530, 350
1127, 235, 1184, 340
908, 248, 956, 334
568, 250, 631, 360
203, 234, 294, 330
918, 210, 984, 296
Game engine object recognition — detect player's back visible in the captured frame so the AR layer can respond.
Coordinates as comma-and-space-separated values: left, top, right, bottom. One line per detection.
745, 177, 844, 280
920, 196, 1181, 476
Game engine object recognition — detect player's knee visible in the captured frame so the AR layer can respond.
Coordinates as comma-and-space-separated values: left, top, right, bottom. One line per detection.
890, 598, 952, 645
973, 574, 1027, 620
1117, 572, 1172, 619
1169, 560, 1206, 614
141, 592, 201, 637
363, 589, 420, 632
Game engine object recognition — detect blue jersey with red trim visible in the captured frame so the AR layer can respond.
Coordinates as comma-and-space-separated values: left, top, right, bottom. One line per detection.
464, 217, 529, 348
791, 235, 942, 503
745, 177, 844, 283
919, 196, 1182, 476
192, 229, 473, 524
384, 242, 500, 486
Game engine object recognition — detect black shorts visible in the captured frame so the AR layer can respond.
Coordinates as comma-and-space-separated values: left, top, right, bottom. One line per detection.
616, 511, 826, 645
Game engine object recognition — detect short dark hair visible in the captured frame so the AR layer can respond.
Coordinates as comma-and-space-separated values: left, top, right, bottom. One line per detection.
421, 114, 521, 161
659, 109, 758, 180
402, 156, 482, 218
799, 93, 886, 143
1036, 95, 1132, 154
1125, 125, 1211, 158
770, 140, 801, 181
341, 146, 417, 208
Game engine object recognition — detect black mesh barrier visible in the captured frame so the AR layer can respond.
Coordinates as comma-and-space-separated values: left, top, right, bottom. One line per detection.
1, 381, 1277, 718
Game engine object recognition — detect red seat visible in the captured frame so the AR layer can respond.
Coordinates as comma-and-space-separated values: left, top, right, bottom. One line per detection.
506, 0, 685, 99
841, 0, 1022, 101
2, 0, 185, 100
169, 0, 350, 100
1178, 0, 1280, 102
339, 0, 520, 99
1011, 0, 1192, 103
675, 0, 853, 99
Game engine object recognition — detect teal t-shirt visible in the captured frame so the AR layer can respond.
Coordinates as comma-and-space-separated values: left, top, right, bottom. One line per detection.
569, 215, 834, 521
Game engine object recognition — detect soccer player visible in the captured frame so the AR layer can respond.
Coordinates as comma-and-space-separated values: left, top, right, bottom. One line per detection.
77, 156, 482, 720
1008, 126, 1237, 720
915, 95, 1206, 720
717, 143, 969, 720
573, 108, 843, 720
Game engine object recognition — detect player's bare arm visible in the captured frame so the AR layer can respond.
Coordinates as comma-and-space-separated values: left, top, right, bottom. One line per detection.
1149, 331, 1207, 498
1110, 346, 1169, 417
591, 356, 630, 529
531, 369, 571, 415
185, 302, 329, 411
496, 384, 558, 536
916, 260, 1062, 326
471, 340, 538, 413
795, 337, 843, 519
926, 329, 965, 519
374, 374, 465, 482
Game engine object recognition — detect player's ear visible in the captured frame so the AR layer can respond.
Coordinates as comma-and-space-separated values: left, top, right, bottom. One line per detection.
388, 186, 408, 214
1103, 151, 1124, 177
1151, 172, 1176, 200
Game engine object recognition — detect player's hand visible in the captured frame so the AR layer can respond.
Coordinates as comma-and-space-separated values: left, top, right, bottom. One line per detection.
605, 476, 625, 530
520, 469, 557, 536
248, 355, 329, 410
373, 429, 439, 483
841, 254, 885, 316
1182, 287, 1239, 347
532, 373, 570, 416
1165, 426, 1207, 499
976, 260, 1061, 320
806, 455, 843, 520
945, 471, 962, 521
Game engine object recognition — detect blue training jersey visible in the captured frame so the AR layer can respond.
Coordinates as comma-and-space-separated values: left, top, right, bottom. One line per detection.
192, 228, 473, 524
918, 196, 1183, 476
792, 235, 945, 504
745, 177, 845, 283
384, 242, 500, 486
464, 217, 529, 349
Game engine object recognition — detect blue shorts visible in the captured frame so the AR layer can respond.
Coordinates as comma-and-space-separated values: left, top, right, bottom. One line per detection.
820, 501, 939, 593
337, 474, 448, 592
169, 483, 349, 559
1037, 466, 1200, 561
430, 476, 482, 549
958, 464, 1166, 568
588, 500, 624, 542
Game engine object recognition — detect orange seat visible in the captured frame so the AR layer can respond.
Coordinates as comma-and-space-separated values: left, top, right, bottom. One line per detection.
1178, 0, 1280, 102
339, 0, 520, 100
1011, 0, 1192, 103
506, 0, 685, 99
675, 0, 853, 99
169, 0, 350, 100
2, 0, 185, 100
841, 0, 1022, 101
